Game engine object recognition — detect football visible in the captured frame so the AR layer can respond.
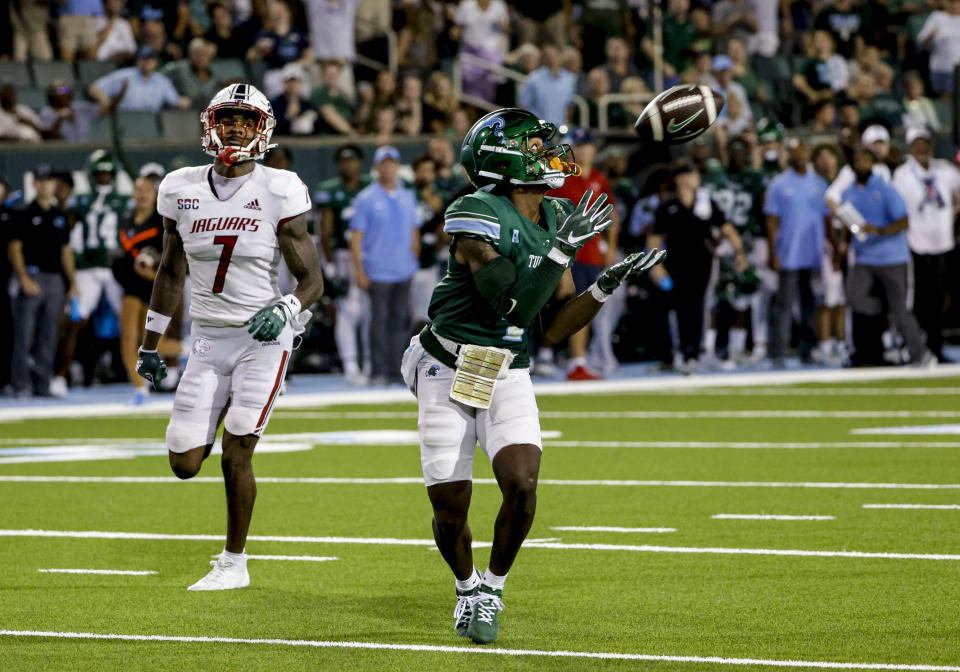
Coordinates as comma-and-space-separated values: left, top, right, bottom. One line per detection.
136, 246, 160, 270
633, 84, 725, 145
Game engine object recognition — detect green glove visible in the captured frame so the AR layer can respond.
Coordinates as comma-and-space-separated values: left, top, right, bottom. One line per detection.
554, 189, 615, 256
136, 348, 167, 391
247, 303, 290, 342
597, 248, 667, 294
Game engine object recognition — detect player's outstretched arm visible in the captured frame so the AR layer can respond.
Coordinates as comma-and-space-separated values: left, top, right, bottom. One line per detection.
278, 213, 324, 309
543, 249, 666, 345
138, 217, 186, 389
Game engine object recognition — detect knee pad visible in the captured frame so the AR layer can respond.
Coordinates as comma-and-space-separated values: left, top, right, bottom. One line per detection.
166, 418, 207, 455
420, 407, 469, 484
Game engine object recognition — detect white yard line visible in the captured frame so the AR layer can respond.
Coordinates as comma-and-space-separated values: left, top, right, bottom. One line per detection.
3, 529, 959, 561
0, 630, 956, 670
712, 514, 836, 521
654, 387, 960, 396
545, 441, 960, 449
863, 504, 960, 511
212, 554, 338, 562
2, 476, 960, 489
274, 410, 960, 420
37, 569, 157, 575
550, 526, 676, 533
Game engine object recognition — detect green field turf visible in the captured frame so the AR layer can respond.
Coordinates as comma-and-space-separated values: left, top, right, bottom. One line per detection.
2, 377, 960, 671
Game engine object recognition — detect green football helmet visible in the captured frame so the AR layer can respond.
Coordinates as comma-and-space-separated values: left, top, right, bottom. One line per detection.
460, 108, 580, 190
756, 118, 784, 145
87, 149, 117, 187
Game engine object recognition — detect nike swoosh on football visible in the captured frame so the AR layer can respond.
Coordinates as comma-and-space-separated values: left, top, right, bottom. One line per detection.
666, 109, 704, 134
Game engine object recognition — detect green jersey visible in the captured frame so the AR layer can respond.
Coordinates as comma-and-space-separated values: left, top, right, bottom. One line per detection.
313, 176, 371, 250
68, 189, 129, 269
703, 168, 766, 247
424, 190, 575, 369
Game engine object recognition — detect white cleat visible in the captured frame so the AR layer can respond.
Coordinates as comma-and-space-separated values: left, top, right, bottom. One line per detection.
187, 554, 250, 591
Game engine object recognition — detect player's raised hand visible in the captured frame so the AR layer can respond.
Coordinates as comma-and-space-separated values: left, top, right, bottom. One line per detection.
555, 189, 614, 255
596, 248, 667, 295
136, 348, 167, 391
247, 303, 289, 342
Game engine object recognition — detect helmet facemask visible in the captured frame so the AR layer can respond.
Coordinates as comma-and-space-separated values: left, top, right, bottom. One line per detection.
521, 138, 581, 189
201, 102, 277, 165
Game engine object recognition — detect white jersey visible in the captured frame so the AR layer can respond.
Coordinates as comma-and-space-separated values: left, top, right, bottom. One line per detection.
157, 163, 311, 327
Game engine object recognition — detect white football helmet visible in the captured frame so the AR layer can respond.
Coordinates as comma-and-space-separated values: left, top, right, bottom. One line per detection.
201, 83, 277, 164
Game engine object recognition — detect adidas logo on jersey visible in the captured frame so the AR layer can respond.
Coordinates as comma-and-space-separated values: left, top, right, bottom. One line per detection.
243, 199, 262, 210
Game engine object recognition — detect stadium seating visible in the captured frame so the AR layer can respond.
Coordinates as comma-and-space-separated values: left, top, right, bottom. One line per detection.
0, 61, 33, 88
17, 88, 48, 111
160, 109, 202, 141
32, 61, 76, 89
91, 111, 160, 142
77, 60, 115, 91
210, 59, 247, 85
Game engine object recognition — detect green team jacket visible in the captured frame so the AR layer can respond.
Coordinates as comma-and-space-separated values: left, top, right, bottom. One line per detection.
422, 189, 575, 369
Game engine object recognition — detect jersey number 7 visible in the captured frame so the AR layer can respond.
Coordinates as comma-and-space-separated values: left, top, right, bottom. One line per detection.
212, 235, 238, 294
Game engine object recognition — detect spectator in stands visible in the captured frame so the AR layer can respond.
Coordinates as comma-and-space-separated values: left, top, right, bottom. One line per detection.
764, 140, 830, 366
601, 37, 640, 94
863, 64, 904, 128
793, 29, 848, 120
848, 44, 880, 81
814, 0, 867, 61
426, 136, 467, 201
902, 71, 941, 131
811, 142, 848, 366
515, 1, 568, 48
248, 0, 311, 70
844, 144, 934, 367
810, 99, 837, 134
395, 76, 424, 136
397, 4, 439, 83
310, 60, 356, 135
11, 0, 54, 61
561, 44, 583, 88
452, 0, 510, 102
642, 0, 693, 83
356, 0, 392, 77
0, 84, 43, 143
96, 0, 136, 63
0, 177, 12, 390
917, 0, 960, 96
690, 7, 715, 56
893, 126, 960, 363
373, 106, 396, 143
711, 0, 758, 53
39, 80, 102, 143
451, 108, 474, 139
141, 18, 182, 65
59, 0, 105, 62
518, 43, 576, 128
270, 63, 316, 135
8, 165, 77, 397
620, 77, 650, 131
165, 38, 219, 109
423, 71, 457, 134
712, 54, 753, 129
89, 45, 190, 113
728, 37, 764, 104
205, 2, 246, 60
749, 0, 779, 56
305, 0, 361, 93
571, 67, 625, 130
577, 0, 634, 71
349, 145, 421, 386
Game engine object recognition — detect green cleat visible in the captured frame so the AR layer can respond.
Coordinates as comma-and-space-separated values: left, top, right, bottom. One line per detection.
454, 584, 480, 637
467, 585, 504, 644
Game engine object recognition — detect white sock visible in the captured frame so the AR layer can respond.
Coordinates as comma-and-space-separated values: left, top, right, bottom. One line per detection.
455, 568, 481, 593
729, 328, 747, 355
221, 548, 246, 564
567, 356, 586, 372
482, 567, 507, 591
537, 347, 554, 363
703, 328, 717, 355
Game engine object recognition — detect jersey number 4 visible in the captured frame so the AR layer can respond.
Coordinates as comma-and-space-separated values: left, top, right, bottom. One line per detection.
212, 235, 238, 294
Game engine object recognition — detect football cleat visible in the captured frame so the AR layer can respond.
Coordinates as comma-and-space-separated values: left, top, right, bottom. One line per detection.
567, 364, 602, 381
467, 585, 504, 644
454, 584, 480, 637
187, 553, 249, 591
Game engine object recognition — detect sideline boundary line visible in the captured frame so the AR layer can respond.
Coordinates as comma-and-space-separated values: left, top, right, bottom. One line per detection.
2, 529, 960, 561
3, 365, 959, 422
0, 630, 957, 670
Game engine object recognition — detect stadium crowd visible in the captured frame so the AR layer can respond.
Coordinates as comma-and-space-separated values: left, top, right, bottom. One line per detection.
2, 0, 960, 399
